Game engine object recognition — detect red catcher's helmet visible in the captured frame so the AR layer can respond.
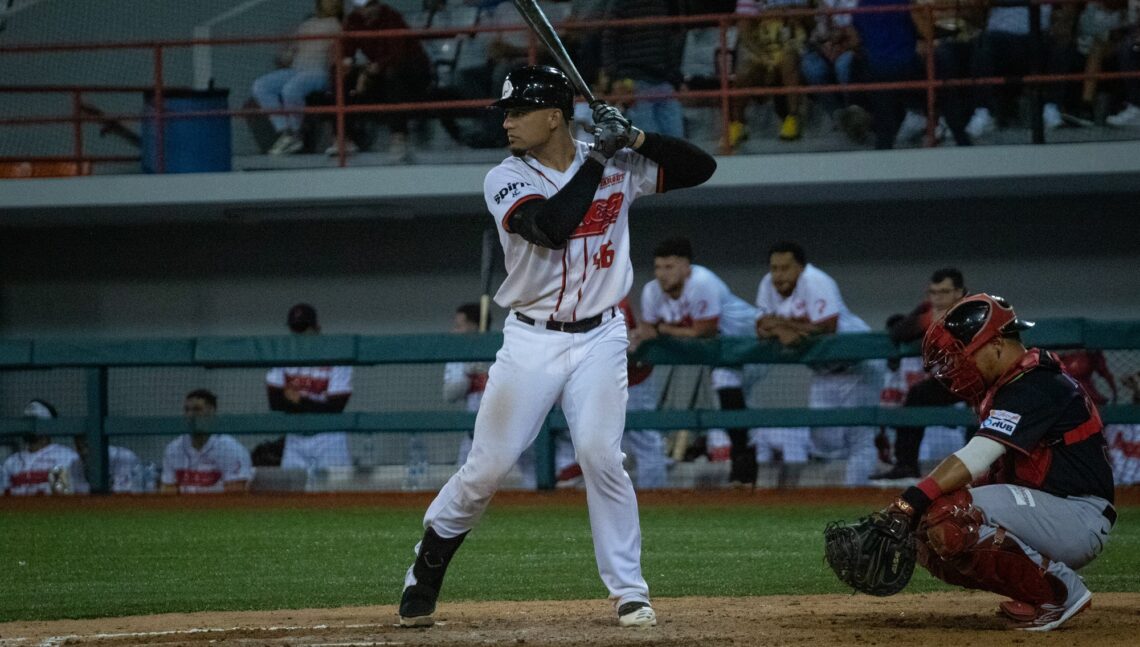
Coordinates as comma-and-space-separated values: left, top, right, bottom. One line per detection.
922, 294, 1035, 405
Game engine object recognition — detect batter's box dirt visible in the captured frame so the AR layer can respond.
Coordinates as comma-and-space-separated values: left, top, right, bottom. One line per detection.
2, 592, 1138, 647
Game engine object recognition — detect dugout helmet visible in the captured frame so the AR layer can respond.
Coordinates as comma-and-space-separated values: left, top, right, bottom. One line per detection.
493, 65, 574, 121
922, 294, 1034, 406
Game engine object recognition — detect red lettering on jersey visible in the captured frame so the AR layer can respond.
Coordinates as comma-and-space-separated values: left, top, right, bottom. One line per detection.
10, 470, 51, 486
176, 469, 223, 487
599, 172, 626, 189
571, 193, 624, 238
468, 373, 488, 394
284, 373, 331, 395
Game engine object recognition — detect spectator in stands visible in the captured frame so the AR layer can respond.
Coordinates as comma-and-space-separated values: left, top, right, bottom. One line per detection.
338, 0, 434, 159
637, 237, 762, 486
964, 0, 1067, 136
1106, 18, 1140, 126
1, 399, 89, 496
1059, 0, 1128, 125
913, 0, 987, 146
160, 390, 252, 494
601, 0, 686, 137
727, 0, 813, 146
251, 0, 344, 155
266, 303, 354, 472
801, 0, 868, 142
753, 241, 883, 486
1104, 371, 1140, 485
73, 432, 142, 494
851, 0, 929, 148
566, 0, 608, 88
446, 303, 536, 489
871, 267, 968, 481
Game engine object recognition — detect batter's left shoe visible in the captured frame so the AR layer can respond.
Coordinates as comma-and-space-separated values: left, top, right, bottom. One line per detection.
398, 584, 438, 627
1014, 589, 1093, 632
398, 527, 468, 628
618, 601, 657, 628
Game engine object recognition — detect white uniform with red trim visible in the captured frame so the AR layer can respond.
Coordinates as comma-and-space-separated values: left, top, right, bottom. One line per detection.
880, 356, 967, 464
1, 443, 90, 495
412, 140, 658, 610
752, 263, 883, 484
160, 434, 252, 494
265, 365, 353, 470
619, 298, 668, 489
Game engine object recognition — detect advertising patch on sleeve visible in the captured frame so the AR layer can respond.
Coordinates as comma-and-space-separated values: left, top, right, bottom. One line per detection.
981, 409, 1022, 436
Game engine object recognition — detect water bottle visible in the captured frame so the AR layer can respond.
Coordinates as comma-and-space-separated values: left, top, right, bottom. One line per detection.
403, 435, 428, 491
143, 462, 158, 493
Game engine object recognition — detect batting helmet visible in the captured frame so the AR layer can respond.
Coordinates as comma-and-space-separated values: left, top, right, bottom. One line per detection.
922, 294, 1034, 405
492, 65, 574, 121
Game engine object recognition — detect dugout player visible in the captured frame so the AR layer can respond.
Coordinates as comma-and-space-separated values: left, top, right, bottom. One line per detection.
884, 294, 1115, 631
1, 399, 89, 495
160, 390, 252, 494
397, 64, 715, 629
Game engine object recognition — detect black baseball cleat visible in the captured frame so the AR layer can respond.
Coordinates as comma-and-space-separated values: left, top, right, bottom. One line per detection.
399, 583, 439, 627
618, 601, 657, 627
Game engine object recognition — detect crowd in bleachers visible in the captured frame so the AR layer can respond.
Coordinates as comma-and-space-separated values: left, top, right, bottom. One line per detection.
247, 0, 1140, 157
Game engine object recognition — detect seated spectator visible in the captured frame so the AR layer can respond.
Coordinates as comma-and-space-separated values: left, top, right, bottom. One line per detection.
266, 303, 354, 472
871, 267, 969, 481
913, 0, 987, 146
1104, 371, 1140, 485
851, 0, 929, 149
753, 241, 883, 486
73, 433, 142, 494
338, 0, 433, 158
1, 399, 90, 495
637, 237, 762, 486
1061, 0, 1128, 125
251, 0, 343, 155
802, 0, 867, 141
727, 0, 813, 146
1106, 19, 1140, 126
601, 0, 686, 138
161, 390, 252, 494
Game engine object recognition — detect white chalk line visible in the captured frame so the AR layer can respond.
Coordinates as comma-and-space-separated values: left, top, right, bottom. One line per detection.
30, 621, 402, 647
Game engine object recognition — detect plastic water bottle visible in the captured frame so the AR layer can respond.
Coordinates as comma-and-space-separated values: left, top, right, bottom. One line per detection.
403, 435, 428, 491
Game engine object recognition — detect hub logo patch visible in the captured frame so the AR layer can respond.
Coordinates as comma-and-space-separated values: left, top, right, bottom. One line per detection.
982, 409, 1021, 435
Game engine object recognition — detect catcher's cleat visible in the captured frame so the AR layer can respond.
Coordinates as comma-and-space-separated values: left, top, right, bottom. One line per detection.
398, 583, 438, 627
997, 599, 1037, 622
1014, 590, 1092, 632
617, 601, 657, 628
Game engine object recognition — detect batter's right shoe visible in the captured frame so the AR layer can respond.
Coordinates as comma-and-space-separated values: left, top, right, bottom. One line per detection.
618, 601, 657, 628
1014, 589, 1093, 632
398, 527, 468, 628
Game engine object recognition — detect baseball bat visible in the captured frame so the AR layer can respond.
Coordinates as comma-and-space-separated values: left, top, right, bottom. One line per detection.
511, 0, 600, 108
479, 227, 495, 332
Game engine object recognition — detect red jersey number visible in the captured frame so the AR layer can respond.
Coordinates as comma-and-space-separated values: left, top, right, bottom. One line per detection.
593, 242, 615, 270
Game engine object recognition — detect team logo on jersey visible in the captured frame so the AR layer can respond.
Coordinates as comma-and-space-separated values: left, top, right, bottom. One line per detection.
493, 181, 531, 204
982, 409, 1021, 435
501, 79, 513, 99
599, 171, 625, 189
570, 193, 624, 238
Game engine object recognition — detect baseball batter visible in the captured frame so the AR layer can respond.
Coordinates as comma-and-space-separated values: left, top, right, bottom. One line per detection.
1, 400, 89, 496
160, 390, 252, 494
636, 237, 762, 485
398, 65, 715, 629
753, 241, 882, 485
881, 294, 1115, 631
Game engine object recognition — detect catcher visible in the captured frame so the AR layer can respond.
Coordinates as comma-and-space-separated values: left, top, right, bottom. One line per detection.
826, 294, 1116, 631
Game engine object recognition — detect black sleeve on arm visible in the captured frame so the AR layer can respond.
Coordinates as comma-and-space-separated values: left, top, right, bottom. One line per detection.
634, 132, 716, 192
508, 158, 606, 249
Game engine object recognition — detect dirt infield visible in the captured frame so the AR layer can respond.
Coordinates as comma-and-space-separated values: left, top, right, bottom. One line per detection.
3, 592, 1140, 647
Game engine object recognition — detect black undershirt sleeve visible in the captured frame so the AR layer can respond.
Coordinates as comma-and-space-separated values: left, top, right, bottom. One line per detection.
633, 132, 717, 192
508, 157, 606, 249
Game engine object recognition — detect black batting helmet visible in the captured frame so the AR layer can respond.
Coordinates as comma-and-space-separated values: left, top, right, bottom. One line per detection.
492, 65, 574, 121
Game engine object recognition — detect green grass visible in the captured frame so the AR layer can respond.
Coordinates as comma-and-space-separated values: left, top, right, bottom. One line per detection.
0, 504, 1135, 622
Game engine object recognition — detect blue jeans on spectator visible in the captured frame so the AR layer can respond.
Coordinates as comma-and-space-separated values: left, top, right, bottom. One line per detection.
627, 80, 684, 137
801, 49, 856, 115
252, 68, 331, 133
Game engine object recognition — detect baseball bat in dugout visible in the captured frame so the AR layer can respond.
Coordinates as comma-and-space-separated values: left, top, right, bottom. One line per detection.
479, 226, 496, 332
511, 0, 600, 107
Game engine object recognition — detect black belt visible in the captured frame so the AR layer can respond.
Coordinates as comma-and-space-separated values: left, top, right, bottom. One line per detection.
1103, 504, 1117, 528
515, 309, 613, 334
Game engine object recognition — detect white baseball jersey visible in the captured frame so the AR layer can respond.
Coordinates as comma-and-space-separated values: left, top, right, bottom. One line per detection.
161, 434, 252, 494
443, 362, 488, 412
485, 140, 659, 321
107, 445, 142, 494
265, 366, 353, 402
1, 443, 90, 495
640, 264, 758, 337
755, 263, 870, 333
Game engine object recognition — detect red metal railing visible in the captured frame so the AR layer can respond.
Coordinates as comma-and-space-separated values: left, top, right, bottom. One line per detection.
0, 1, 1135, 174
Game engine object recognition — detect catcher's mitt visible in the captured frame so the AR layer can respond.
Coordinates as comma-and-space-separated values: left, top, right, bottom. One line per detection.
823, 511, 916, 596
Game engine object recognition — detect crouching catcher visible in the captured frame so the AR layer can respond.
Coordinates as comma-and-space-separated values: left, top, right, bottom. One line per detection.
825, 293, 1116, 632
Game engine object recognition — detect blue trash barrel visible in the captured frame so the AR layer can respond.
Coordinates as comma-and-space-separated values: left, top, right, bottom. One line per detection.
141, 88, 232, 173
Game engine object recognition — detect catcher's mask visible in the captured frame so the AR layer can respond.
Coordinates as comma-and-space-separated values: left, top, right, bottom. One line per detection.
922, 294, 1034, 405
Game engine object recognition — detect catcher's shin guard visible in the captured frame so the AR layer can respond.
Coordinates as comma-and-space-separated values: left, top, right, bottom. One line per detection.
916, 491, 1067, 607
399, 527, 468, 627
